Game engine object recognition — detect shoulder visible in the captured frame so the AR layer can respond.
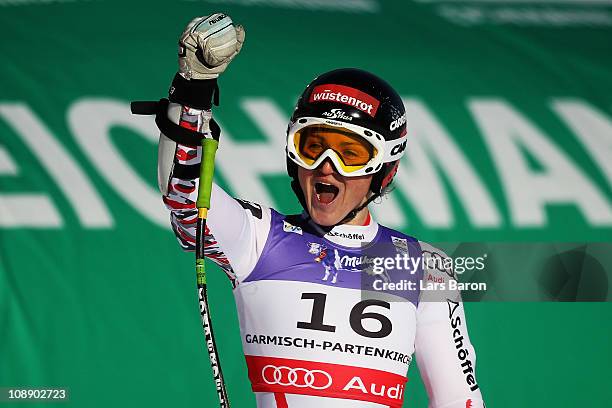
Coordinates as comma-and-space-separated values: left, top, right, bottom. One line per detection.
417, 241, 464, 304
375, 223, 420, 246
418, 241, 456, 282
233, 197, 272, 221
373, 228, 457, 284
374, 225, 456, 282
231, 197, 275, 242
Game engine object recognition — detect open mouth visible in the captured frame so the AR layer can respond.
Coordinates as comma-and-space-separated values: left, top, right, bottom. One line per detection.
315, 182, 340, 205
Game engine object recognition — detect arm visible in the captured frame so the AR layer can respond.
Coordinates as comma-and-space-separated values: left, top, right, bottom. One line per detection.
158, 104, 271, 285
415, 242, 485, 408
155, 15, 269, 284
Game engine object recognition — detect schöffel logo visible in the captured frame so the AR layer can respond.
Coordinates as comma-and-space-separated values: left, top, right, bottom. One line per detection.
447, 299, 480, 392
310, 84, 380, 117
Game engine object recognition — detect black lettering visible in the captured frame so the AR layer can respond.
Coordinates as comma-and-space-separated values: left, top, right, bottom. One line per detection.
297, 293, 336, 333
454, 335, 465, 349
349, 299, 392, 338
461, 359, 474, 374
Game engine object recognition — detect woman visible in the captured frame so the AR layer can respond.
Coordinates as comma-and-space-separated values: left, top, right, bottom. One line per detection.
154, 14, 485, 408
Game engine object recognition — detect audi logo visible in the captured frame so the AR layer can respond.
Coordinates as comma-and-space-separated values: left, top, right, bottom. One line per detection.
262, 365, 333, 390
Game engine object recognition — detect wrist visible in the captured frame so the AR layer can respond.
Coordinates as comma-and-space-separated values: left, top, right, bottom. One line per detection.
168, 73, 219, 110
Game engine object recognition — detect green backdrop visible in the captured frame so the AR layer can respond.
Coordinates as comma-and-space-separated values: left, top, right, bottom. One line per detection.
1, 0, 611, 406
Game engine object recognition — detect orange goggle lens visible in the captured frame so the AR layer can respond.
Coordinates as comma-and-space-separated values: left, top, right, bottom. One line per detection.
294, 125, 377, 171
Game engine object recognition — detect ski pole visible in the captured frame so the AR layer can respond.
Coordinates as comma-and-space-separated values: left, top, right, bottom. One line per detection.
195, 137, 231, 407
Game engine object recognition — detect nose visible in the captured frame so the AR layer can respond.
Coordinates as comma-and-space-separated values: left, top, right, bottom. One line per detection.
317, 158, 336, 175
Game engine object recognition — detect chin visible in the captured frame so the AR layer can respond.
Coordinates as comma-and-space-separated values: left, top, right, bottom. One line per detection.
307, 196, 346, 226
309, 211, 341, 227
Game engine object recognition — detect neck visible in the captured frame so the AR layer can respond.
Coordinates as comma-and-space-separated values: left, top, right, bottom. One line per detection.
343, 208, 370, 226
302, 210, 379, 247
338, 193, 378, 226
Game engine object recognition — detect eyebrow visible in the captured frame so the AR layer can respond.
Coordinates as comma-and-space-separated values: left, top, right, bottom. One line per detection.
339, 141, 361, 147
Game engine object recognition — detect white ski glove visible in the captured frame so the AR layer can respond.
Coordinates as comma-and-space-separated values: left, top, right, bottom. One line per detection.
178, 13, 245, 80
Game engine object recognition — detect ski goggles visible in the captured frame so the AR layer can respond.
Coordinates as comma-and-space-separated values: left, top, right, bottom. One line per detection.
286, 117, 408, 177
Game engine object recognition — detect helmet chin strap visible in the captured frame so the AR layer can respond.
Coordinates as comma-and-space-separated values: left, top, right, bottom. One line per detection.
337, 192, 379, 225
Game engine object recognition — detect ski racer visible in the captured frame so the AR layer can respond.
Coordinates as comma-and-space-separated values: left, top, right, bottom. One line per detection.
154, 14, 485, 408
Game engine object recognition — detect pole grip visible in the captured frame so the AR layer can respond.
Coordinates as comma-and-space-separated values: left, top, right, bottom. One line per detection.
197, 138, 219, 210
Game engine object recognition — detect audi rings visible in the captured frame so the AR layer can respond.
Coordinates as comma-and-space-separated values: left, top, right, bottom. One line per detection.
262, 365, 333, 390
